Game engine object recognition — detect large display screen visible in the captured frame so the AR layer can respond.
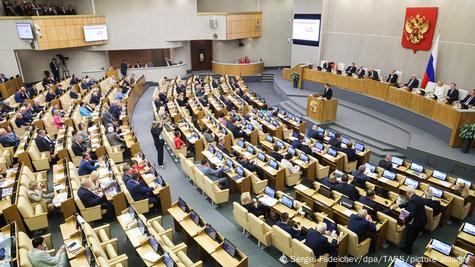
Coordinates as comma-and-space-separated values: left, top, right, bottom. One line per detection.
292, 14, 321, 46
83, 25, 108, 42
16, 23, 34, 40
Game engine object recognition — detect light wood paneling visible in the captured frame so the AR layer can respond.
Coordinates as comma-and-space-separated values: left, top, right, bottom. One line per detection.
212, 61, 263, 76
226, 12, 262, 40
32, 15, 107, 50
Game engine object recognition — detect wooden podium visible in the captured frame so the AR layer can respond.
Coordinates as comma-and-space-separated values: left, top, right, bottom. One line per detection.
306, 94, 338, 122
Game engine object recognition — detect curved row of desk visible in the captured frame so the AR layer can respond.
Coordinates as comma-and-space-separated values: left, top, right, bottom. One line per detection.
212, 61, 264, 76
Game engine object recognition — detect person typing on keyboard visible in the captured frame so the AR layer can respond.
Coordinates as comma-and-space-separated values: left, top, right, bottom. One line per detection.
198, 159, 230, 189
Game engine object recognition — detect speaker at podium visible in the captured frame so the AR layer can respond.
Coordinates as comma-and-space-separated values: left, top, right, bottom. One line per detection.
306, 93, 338, 122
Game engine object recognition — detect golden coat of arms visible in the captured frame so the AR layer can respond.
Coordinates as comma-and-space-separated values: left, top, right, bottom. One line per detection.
310, 101, 319, 113
404, 14, 430, 44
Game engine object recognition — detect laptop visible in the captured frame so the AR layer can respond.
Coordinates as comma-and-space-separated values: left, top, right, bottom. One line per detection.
374, 186, 388, 198
216, 151, 223, 161
431, 239, 452, 256
463, 254, 474, 267
287, 146, 296, 156
231, 166, 244, 180
163, 252, 175, 267
341, 136, 350, 144
264, 186, 276, 198
247, 124, 253, 131
190, 211, 202, 226
266, 135, 273, 142
365, 206, 378, 221
456, 178, 472, 188
226, 159, 234, 168
404, 178, 419, 189
315, 142, 324, 151
269, 159, 279, 170
178, 197, 189, 213
323, 218, 337, 233
327, 147, 337, 157
319, 185, 332, 198
280, 195, 294, 209
257, 152, 266, 162
299, 153, 309, 163
340, 196, 354, 209
246, 146, 254, 154
137, 218, 147, 235
149, 235, 162, 254
382, 170, 396, 180
364, 163, 376, 173
205, 224, 218, 241
272, 120, 279, 127
276, 141, 284, 150
391, 156, 404, 166
432, 170, 447, 181
354, 142, 365, 152
317, 127, 325, 136
328, 131, 336, 139
208, 145, 215, 154
223, 239, 237, 258
409, 163, 424, 173
128, 206, 137, 220
393, 259, 414, 267
428, 186, 443, 198
237, 140, 244, 148
462, 222, 475, 236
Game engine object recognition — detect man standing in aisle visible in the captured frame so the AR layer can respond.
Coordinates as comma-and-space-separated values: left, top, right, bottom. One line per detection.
399, 187, 427, 254
151, 121, 164, 168
50, 58, 60, 82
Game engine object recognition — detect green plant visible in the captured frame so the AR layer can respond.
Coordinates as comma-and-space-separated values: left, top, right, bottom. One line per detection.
459, 123, 475, 139
291, 72, 300, 81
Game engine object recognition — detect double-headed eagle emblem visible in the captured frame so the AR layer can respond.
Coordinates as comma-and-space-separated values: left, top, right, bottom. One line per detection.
404, 14, 430, 44
310, 101, 319, 113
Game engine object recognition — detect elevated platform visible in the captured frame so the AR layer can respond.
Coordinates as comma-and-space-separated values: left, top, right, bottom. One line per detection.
271, 71, 475, 178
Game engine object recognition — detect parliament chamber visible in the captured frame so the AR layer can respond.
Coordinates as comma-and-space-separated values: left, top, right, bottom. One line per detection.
0, 0, 474, 267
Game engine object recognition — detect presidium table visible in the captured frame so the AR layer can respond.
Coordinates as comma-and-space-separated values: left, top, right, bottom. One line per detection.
283, 65, 475, 148
307, 94, 338, 123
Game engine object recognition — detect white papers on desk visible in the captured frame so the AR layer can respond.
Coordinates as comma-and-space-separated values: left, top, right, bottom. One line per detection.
53, 192, 68, 207
0, 179, 15, 188
127, 228, 145, 247
343, 209, 353, 217
142, 251, 160, 263
258, 196, 278, 207
378, 177, 389, 184
143, 173, 155, 180
88, 126, 98, 132
294, 184, 308, 192
98, 167, 110, 177
67, 240, 81, 254
53, 183, 65, 192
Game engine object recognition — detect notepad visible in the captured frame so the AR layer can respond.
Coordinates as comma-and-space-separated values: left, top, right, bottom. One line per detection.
294, 184, 308, 192
53, 192, 68, 207
343, 209, 353, 217
142, 251, 160, 263
258, 196, 278, 207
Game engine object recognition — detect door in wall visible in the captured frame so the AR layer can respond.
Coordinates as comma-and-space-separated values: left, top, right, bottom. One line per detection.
190, 40, 212, 71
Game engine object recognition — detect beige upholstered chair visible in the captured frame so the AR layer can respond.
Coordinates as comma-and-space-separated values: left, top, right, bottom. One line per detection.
450, 194, 471, 220
233, 202, 250, 234
338, 225, 371, 257
203, 176, 229, 205
17, 196, 48, 231
340, 153, 357, 173
425, 206, 442, 231
284, 167, 302, 187
28, 143, 51, 171
378, 212, 405, 245
292, 238, 328, 267
248, 213, 272, 247
272, 225, 293, 262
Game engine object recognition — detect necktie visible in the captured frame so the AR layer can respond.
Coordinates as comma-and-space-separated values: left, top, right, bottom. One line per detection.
465, 96, 474, 105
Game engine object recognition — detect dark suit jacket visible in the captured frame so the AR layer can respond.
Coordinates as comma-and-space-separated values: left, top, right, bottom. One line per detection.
348, 214, 376, 242
276, 221, 303, 240
461, 95, 475, 106
359, 196, 378, 211
90, 95, 101, 105
291, 140, 301, 149
217, 143, 230, 156
109, 105, 121, 121
15, 118, 29, 127
335, 183, 359, 200
399, 195, 427, 228
356, 68, 365, 78
340, 147, 356, 162
35, 136, 53, 152
14, 92, 26, 103
243, 203, 265, 217
345, 66, 356, 75
300, 145, 312, 155
368, 71, 379, 80
378, 159, 395, 172
423, 198, 442, 216
321, 177, 338, 190
72, 141, 86, 156
322, 88, 333, 100
307, 129, 320, 140
352, 170, 369, 188
269, 151, 283, 162
78, 159, 98, 176
305, 229, 337, 257
446, 88, 459, 102
45, 92, 56, 102
328, 138, 341, 149
126, 179, 154, 201
77, 187, 105, 207
405, 79, 419, 89
151, 126, 163, 147
386, 74, 398, 84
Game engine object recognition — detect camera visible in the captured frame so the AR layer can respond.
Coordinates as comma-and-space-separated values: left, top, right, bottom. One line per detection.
56, 54, 69, 61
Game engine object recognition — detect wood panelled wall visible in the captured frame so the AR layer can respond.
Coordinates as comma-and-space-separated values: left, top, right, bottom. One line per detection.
226, 12, 262, 40
33, 15, 106, 50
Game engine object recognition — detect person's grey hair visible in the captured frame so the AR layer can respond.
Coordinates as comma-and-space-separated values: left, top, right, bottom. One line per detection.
316, 222, 327, 233
405, 186, 415, 196
357, 209, 367, 218
425, 189, 433, 198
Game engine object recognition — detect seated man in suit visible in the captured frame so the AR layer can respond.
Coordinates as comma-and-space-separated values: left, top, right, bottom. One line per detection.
445, 83, 459, 104
307, 125, 320, 140
45, 87, 57, 102
386, 69, 398, 84
355, 66, 365, 78
237, 155, 264, 178
321, 174, 339, 190
340, 140, 356, 162
72, 135, 89, 157
378, 154, 395, 172
269, 144, 284, 162
422, 189, 442, 216
216, 138, 230, 156
305, 222, 338, 257
345, 63, 357, 76
300, 139, 313, 155
276, 212, 303, 240
335, 174, 359, 200
14, 87, 28, 103
228, 118, 244, 139
32, 98, 44, 113
35, 129, 55, 153
14, 113, 30, 128
0, 128, 20, 148
358, 190, 379, 211
78, 153, 99, 176
329, 133, 342, 149
367, 68, 379, 80
106, 126, 125, 147
291, 135, 303, 149
352, 165, 369, 188
198, 159, 230, 189
460, 89, 475, 108
77, 179, 114, 220
126, 173, 160, 211
348, 209, 376, 243
28, 237, 67, 267
89, 89, 102, 105
403, 74, 419, 91
109, 101, 122, 121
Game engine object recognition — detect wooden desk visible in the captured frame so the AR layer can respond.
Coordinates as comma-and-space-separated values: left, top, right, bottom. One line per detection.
0, 76, 23, 98
211, 247, 248, 267
307, 95, 338, 123
212, 61, 264, 76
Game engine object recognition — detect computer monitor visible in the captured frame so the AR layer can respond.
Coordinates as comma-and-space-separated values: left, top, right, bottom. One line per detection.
410, 163, 424, 173
236, 166, 244, 176
328, 130, 336, 139
404, 178, 419, 189
432, 170, 447, 181
163, 252, 175, 267
317, 127, 324, 135
247, 124, 253, 131
216, 151, 223, 161
85, 247, 95, 266
190, 211, 200, 225
223, 239, 237, 258
393, 259, 414, 267
319, 185, 332, 198
178, 197, 188, 212
137, 218, 147, 235
266, 135, 273, 142
323, 218, 337, 232
272, 120, 279, 127
269, 159, 278, 170
295, 117, 302, 123
205, 224, 218, 241
464, 254, 473, 266
128, 206, 136, 219
237, 140, 244, 148
288, 146, 296, 156
265, 116, 271, 122
299, 153, 309, 162
374, 186, 388, 198
241, 118, 247, 125
456, 178, 472, 188
221, 128, 227, 135
280, 195, 294, 209
340, 196, 353, 209
315, 142, 324, 150
327, 147, 337, 157
276, 141, 284, 150
258, 112, 263, 118
383, 170, 396, 180
391, 156, 404, 166
257, 152, 266, 161
226, 159, 233, 168
208, 145, 215, 153
246, 146, 254, 154
364, 163, 376, 173
462, 222, 475, 236
355, 142, 365, 152
149, 235, 161, 254
341, 136, 350, 144
155, 175, 163, 187
264, 186, 275, 198
431, 239, 452, 256
428, 186, 443, 198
